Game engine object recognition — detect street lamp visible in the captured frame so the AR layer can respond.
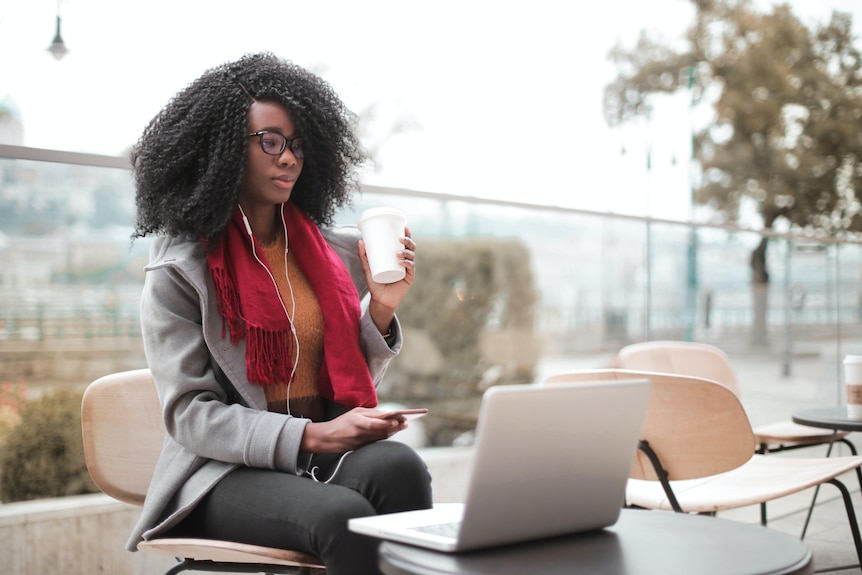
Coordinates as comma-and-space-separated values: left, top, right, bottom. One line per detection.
47, 11, 69, 61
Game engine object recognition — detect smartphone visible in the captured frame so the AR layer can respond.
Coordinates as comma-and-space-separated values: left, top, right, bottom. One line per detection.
377, 408, 428, 420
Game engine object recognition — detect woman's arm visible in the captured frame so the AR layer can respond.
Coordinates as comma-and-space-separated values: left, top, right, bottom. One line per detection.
141, 257, 310, 475
322, 225, 406, 382
359, 228, 416, 336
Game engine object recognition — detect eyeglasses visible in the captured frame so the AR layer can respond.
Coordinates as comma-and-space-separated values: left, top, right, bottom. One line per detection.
248, 131, 304, 159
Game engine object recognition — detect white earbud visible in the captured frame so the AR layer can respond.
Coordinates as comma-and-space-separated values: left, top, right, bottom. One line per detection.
238, 205, 254, 237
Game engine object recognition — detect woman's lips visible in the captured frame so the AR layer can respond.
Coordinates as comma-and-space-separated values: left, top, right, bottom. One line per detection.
273, 176, 295, 189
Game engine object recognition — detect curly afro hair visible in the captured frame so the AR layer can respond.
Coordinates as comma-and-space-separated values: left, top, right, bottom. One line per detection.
131, 52, 365, 244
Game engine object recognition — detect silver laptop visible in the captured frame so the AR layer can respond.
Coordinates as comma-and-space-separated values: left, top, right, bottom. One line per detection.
349, 378, 651, 552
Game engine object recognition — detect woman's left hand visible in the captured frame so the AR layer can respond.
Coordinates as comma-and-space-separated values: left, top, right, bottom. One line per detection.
359, 227, 415, 334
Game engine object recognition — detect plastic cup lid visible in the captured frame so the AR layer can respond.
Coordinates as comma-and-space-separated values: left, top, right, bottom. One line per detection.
359, 207, 406, 225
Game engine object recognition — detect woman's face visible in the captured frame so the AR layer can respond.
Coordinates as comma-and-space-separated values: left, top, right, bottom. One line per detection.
239, 100, 303, 211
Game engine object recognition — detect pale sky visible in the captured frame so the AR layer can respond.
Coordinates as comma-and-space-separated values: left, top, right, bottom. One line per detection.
1, 0, 860, 220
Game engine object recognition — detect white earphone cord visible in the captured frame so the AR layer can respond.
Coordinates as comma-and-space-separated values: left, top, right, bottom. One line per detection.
306, 451, 354, 484
238, 204, 300, 415
238, 204, 353, 484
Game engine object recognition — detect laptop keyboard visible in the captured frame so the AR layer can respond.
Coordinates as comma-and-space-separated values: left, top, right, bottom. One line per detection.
411, 521, 461, 538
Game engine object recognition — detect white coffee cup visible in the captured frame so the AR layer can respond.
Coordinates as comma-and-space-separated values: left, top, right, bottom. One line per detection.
844, 355, 862, 418
358, 207, 407, 284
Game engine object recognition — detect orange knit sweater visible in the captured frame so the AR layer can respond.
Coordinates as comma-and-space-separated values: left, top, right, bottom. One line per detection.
260, 233, 325, 420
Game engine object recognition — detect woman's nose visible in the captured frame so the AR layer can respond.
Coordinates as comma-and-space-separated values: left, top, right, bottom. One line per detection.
278, 147, 299, 166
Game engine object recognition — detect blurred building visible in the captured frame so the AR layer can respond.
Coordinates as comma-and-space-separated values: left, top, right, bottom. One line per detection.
0, 95, 24, 145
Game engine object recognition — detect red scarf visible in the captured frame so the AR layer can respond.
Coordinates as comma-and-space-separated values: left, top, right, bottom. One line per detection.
206, 202, 377, 408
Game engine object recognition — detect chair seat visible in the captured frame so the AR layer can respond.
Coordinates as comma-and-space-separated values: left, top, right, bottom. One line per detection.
627, 454, 862, 513
138, 538, 324, 569
753, 421, 850, 446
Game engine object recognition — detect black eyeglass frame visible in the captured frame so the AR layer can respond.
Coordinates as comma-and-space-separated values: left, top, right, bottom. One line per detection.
247, 131, 304, 159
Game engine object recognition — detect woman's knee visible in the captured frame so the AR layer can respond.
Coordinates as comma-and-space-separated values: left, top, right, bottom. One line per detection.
359, 441, 429, 481
309, 486, 377, 539
386, 442, 432, 484
346, 441, 433, 511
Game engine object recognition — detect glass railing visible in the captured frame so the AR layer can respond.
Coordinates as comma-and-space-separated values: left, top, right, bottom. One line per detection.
3, 144, 861, 442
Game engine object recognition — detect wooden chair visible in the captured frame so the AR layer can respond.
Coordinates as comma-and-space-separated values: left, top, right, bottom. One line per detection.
616, 340, 857, 455
544, 368, 862, 568
81, 369, 325, 575
616, 339, 862, 530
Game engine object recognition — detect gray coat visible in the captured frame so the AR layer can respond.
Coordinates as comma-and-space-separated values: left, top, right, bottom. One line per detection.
127, 225, 401, 551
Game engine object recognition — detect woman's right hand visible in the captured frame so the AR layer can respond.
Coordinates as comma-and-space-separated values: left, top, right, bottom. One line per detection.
300, 407, 408, 453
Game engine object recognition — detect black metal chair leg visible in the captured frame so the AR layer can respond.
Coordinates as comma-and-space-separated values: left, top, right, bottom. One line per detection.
757, 432, 858, 528
638, 440, 683, 513
825, 479, 862, 571
800, 438, 838, 540
837, 438, 862, 493
757, 444, 768, 525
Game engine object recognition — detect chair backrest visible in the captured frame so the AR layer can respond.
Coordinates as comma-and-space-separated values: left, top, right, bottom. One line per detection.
544, 369, 754, 481
81, 369, 164, 506
616, 340, 741, 397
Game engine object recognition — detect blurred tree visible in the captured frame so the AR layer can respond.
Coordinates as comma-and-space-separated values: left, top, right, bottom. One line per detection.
604, 0, 862, 344
355, 100, 420, 174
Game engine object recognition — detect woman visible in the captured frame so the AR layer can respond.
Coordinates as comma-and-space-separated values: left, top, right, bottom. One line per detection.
129, 52, 433, 575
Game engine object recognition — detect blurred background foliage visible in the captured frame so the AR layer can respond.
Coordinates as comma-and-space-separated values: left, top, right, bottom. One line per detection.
380, 236, 539, 445
605, 0, 861, 344
0, 387, 97, 502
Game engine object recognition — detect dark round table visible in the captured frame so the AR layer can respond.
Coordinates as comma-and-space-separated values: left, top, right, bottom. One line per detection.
378, 509, 813, 575
792, 406, 862, 432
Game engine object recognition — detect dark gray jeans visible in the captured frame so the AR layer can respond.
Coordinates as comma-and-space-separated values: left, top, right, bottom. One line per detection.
164, 441, 433, 575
